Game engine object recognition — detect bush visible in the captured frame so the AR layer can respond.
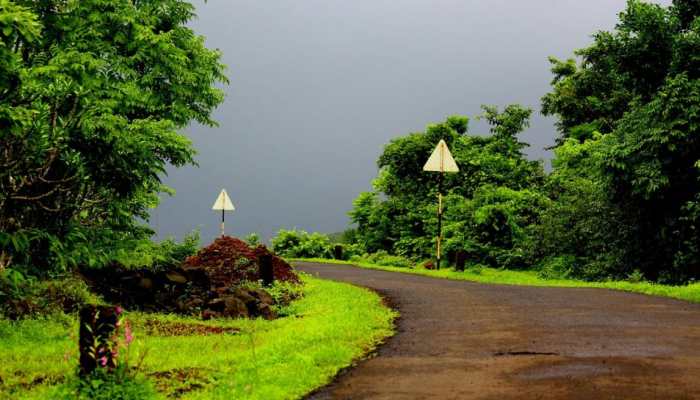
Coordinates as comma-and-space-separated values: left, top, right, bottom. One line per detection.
244, 233, 261, 246
271, 229, 333, 258
361, 251, 415, 268
0, 270, 101, 319
115, 231, 200, 272
57, 367, 157, 400
537, 255, 576, 280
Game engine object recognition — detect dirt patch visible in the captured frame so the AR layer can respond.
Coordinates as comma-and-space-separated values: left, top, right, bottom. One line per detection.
150, 368, 216, 397
140, 320, 240, 336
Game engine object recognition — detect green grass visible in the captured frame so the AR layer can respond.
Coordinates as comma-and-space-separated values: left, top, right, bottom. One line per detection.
293, 258, 700, 304
0, 275, 396, 399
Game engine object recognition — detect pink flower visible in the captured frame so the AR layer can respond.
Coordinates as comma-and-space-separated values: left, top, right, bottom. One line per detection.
115, 306, 123, 315
99, 356, 108, 367
124, 321, 134, 346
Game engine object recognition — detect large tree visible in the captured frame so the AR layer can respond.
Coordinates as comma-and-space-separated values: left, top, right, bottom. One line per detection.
541, 0, 700, 282
0, 0, 226, 273
350, 106, 545, 260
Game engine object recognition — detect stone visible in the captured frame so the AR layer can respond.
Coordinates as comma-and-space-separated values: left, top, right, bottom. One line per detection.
222, 296, 249, 318
247, 288, 275, 306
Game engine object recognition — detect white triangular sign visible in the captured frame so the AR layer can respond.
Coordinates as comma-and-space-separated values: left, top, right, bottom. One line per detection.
423, 139, 459, 173
212, 189, 235, 211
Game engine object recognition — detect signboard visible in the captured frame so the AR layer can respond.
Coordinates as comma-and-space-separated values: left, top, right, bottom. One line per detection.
212, 189, 235, 211
423, 139, 459, 173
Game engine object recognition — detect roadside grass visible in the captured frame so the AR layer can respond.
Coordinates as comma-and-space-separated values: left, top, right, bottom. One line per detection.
292, 258, 700, 304
0, 275, 396, 399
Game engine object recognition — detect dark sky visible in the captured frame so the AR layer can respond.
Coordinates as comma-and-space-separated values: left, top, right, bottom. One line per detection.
151, 0, 671, 243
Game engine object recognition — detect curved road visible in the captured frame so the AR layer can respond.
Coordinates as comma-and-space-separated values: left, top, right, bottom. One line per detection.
296, 262, 700, 400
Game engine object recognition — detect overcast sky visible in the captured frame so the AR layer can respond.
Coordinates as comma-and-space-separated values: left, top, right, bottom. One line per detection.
151, 0, 671, 243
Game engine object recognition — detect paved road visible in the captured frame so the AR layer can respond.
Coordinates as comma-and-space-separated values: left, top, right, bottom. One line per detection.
295, 262, 700, 400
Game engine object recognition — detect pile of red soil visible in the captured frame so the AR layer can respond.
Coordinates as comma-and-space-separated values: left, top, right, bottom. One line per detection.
183, 236, 299, 287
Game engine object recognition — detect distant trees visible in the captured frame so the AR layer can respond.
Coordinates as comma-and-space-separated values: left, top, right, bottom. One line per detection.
348, 0, 700, 283
0, 0, 226, 274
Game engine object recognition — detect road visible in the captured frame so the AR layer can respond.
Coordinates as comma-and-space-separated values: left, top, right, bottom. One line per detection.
295, 262, 700, 400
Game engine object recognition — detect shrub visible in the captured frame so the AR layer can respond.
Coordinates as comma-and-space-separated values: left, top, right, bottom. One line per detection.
115, 231, 200, 272
271, 229, 333, 258
363, 251, 414, 268
244, 233, 261, 246
468, 263, 485, 275
0, 270, 101, 319
56, 366, 157, 400
537, 255, 576, 280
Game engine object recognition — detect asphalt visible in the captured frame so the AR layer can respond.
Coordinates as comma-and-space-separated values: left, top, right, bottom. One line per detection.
295, 261, 700, 400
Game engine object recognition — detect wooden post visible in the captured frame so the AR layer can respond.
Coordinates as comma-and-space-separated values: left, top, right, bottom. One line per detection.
259, 253, 274, 287
79, 305, 119, 375
436, 174, 444, 270
455, 250, 467, 271
333, 245, 343, 260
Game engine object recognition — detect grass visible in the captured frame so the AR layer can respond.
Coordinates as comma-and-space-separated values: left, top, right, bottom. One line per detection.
292, 258, 700, 304
0, 274, 396, 399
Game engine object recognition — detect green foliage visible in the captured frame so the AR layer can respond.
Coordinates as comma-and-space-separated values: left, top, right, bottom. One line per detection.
112, 230, 200, 271
244, 233, 261, 247
271, 229, 333, 259
443, 186, 550, 269
540, 0, 700, 283
0, 270, 100, 319
538, 256, 576, 280
357, 251, 415, 269
57, 366, 157, 400
350, 108, 545, 263
0, 0, 226, 274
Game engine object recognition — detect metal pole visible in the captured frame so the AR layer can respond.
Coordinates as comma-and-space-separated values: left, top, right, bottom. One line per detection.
436, 173, 444, 270
221, 209, 225, 237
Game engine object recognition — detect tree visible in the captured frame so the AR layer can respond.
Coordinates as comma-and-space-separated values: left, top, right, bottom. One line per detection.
0, 0, 226, 273
349, 107, 545, 260
541, 0, 700, 282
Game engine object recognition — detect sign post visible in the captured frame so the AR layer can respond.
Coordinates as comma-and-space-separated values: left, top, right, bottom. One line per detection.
211, 189, 235, 237
422, 139, 459, 269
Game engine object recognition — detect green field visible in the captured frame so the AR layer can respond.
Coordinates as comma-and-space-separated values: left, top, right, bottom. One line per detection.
0, 275, 396, 399
293, 258, 700, 304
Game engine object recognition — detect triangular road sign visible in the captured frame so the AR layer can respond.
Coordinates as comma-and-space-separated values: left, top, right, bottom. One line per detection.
423, 139, 459, 173
212, 189, 235, 211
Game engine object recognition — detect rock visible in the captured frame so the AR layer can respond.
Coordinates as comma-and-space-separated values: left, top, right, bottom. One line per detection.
165, 271, 188, 284
232, 288, 257, 305
247, 288, 275, 307
256, 303, 277, 320
202, 309, 220, 320
222, 296, 249, 318
206, 297, 226, 312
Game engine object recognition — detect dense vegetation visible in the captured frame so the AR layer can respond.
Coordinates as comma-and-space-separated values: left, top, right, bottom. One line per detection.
0, 0, 226, 277
333, 0, 700, 284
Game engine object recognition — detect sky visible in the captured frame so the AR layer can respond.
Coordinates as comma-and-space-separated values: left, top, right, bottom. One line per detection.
151, 0, 672, 243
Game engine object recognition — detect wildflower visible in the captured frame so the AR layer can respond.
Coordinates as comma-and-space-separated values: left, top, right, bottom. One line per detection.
99, 356, 108, 367
115, 306, 123, 315
124, 321, 134, 346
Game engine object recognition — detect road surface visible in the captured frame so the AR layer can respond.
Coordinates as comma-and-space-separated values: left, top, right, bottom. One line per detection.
296, 261, 700, 400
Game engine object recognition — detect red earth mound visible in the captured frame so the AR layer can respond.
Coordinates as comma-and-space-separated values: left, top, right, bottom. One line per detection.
183, 236, 299, 287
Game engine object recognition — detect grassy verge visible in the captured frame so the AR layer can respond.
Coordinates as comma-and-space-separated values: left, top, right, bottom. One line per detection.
0, 275, 396, 399
292, 258, 700, 304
